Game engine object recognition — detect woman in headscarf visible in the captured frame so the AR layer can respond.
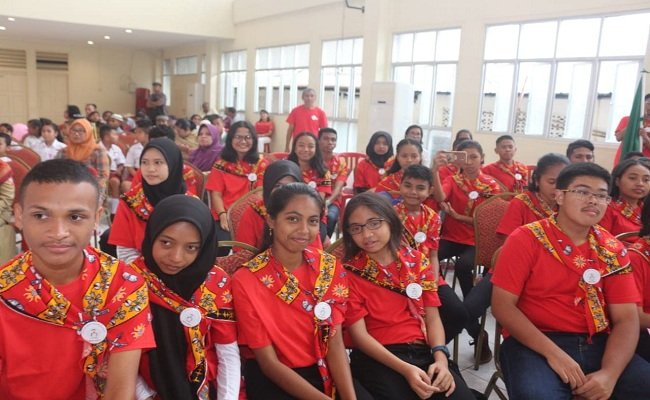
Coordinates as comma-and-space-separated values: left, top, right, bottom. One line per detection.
109, 138, 191, 263
234, 160, 304, 250
189, 122, 224, 172
353, 131, 394, 194
57, 118, 109, 199
131, 195, 239, 400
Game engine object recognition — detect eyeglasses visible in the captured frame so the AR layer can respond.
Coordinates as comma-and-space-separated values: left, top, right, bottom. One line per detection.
234, 135, 252, 142
348, 218, 385, 235
560, 189, 611, 204
69, 128, 86, 135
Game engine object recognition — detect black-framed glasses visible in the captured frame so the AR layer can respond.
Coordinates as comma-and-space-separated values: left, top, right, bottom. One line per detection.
234, 135, 252, 142
560, 189, 611, 204
348, 218, 385, 235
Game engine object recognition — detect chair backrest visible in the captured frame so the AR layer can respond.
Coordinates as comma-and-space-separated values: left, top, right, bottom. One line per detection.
325, 237, 345, 260
5, 156, 30, 206
227, 187, 263, 239
7, 145, 41, 168
338, 151, 366, 188
473, 192, 515, 270
615, 230, 639, 246
117, 134, 137, 157
183, 161, 206, 199
216, 246, 257, 275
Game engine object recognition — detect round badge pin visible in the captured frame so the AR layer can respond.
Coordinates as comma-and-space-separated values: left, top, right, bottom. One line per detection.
314, 302, 332, 320
247, 173, 257, 182
80, 321, 108, 344
378, 168, 386, 175
582, 269, 601, 285
515, 173, 522, 180
468, 191, 479, 200
180, 307, 202, 328
414, 232, 427, 243
405, 283, 423, 299
308, 181, 317, 189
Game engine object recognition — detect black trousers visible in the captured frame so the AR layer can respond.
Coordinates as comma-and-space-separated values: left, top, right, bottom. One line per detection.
244, 359, 373, 400
438, 240, 476, 297
350, 344, 475, 400
438, 284, 469, 343
638, 329, 650, 362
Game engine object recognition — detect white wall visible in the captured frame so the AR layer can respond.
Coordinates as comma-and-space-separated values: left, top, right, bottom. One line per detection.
0, 37, 157, 122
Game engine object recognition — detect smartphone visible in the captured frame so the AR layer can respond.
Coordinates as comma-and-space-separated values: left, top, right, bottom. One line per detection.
441, 150, 467, 163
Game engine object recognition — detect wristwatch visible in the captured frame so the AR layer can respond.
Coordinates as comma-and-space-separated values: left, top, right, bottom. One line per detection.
431, 345, 450, 359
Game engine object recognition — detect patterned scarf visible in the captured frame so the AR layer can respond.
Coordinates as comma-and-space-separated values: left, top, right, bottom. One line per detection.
516, 191, 555, 220
526, 216, 631, 338
609, 199, 642, 226
452, 173, 501, 215
629, 236, 650, 262
212, 158, 268, 190
394, 202, 441, 259
344, 247, 437, 340
377, 170, 404, 193
121, 183, 195, 222
243, 248, 347, 397
0, 248, 149, 397
324, 156, 349, 181
495, 161, 529, 192
131, 259, 235, 399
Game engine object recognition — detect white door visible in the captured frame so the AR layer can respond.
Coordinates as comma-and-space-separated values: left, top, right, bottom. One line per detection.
170, 74, 203, 117
0, 69, 28, 123
37, 70, 68, 123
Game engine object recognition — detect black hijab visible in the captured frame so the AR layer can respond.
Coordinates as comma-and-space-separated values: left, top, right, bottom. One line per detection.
141, 194, 217, 399
141, 138, 186, 207
262, 160, 303, 206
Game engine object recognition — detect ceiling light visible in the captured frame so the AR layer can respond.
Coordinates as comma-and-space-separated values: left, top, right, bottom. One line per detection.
104, 35, 110, 40
125, 29, 132, 33
87, 40, 94, 45
0, 27, 6, 31
7, 17, 15, 22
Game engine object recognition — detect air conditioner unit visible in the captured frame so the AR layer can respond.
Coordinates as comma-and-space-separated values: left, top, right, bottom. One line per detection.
367, 81, 414, 138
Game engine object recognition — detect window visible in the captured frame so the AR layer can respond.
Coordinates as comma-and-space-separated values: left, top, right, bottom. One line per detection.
162, 59, 172, 106
254, 44, 309, 114
175, 56, 198, 75
480, 11, 650, 143
392, 28, 461, 150
321, 38, 363, 152
219, 51, 247, 112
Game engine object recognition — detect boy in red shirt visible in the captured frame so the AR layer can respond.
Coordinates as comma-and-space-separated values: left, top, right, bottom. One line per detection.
0, 159, 154, 400
481, 134, 528, 193
319, 127, 349, 238
492, 162, 650, 399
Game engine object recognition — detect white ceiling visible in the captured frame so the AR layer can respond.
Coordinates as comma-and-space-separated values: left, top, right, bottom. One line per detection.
0, 15, 219, 49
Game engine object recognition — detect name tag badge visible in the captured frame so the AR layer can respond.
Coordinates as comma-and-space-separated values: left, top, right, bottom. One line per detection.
247, 173, 257, 182
582, 269, 601, 285
180, 307, 202, 328
314, 302, 332, 320
80, 321, 108, 344
468, 191, 479, 200
406, 283, 423, 299
515, 173, 522, 181
308, 181, 317, 189
414, 232, 427, 244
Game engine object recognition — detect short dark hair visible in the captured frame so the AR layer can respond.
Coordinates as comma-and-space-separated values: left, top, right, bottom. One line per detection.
555, 162, 611, 191
0, 132, 11, 147
149, 125, 175, 140
402, 164, 433, 187
387, 138, 422, 175
20, 159, 100, 206
66, 105, 82, 119
98, 124, 114, 140
496, 135, 514, 145
404, 125, 424, 144
175, 118, 191, 131
342, 192, 402, 260
261, 182, 324, 251
566, 139, 594, 158
610, 158, 650, 199
318, 127, 337, 138
528, 153, 570, 192
1, 123, 13, 133
622, 151, 646, 161
136, 118, 153, 131
28, 119, 42, 130
221, 121, 260, 164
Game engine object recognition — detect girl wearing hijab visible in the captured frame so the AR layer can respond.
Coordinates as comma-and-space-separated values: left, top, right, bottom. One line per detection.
232, 183, 367, 400
57, 118, 109, 199
353, 131, 394, 194
234, 160, 306, 250
189, 122, 223, 171
206, 121, 269, 253
109, 138, 191, 263
131, 195, 239, 400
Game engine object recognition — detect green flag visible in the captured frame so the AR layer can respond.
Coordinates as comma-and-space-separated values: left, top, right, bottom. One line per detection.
620, 78, 644, 160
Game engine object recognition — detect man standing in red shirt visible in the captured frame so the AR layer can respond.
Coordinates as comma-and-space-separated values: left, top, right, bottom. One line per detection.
492, 162, 650, 399
285, 88, 328, 151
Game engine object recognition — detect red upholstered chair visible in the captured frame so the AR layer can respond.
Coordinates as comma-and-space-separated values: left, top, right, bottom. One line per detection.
615, 230, 639, 246
227, 187, 263, 240
471, 192, 515, 369
7, 145, 41, 168
325, 238, 345, 260
5, 155, 30, 206
483, 247, 508, 400
215, 243, 258, 275
183, 161, 206, 199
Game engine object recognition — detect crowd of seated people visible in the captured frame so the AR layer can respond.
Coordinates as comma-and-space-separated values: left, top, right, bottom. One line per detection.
0, 91, 649, 400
